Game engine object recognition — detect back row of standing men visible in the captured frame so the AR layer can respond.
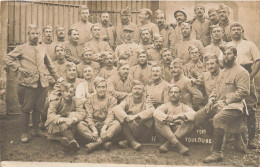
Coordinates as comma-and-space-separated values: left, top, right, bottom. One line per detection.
4, 2, 260, 164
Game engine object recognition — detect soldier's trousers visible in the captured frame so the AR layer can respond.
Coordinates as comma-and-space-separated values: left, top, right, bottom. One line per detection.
76, 120, 121, 141
17, 84, 48, 133
155, 120, 194, 144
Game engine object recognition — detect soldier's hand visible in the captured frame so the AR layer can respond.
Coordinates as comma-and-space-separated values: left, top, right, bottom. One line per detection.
205, 98, 215, 113
92, 131, 99, 142
149, 97, 157, 105
65, 118, 74, 126
19, 67, 32, 77
167, 115, 179, 123
100, 125, 108, 141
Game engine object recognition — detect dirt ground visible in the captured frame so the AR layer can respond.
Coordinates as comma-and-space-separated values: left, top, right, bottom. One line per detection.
1, 111, 260, 167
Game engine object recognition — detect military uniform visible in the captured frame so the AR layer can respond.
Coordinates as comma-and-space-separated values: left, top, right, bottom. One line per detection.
140, 43, 154, 51
159, 61, 172, 83
129, 64, 152, 86
204, 41, 226, 58
98, 23, 116, 50
191, 17, 211, 47
116, 22, 139, 45
159, 24, 173, 48
71, 21, 93, 46
137, 22, 159, 41
41, 42, 57, 61
147, 48, 163, 63
75, 80, 96, 101
65, 41, 84, 64
185, 60, 205, 79
100, 66, 118, 79
170, 24, 183, 50
170, 74, 203, 109
85, 39, 113, 55
76, 61, 100, 78
53, 59, 70, 78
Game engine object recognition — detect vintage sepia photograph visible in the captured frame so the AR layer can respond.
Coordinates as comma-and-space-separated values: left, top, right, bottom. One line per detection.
0, 0, 260, 166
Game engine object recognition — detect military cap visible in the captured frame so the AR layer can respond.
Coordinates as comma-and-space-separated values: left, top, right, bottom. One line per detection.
219, 44, 234, 53
140, 8, 153, 17
194, 3, 205, 9
204, 53, 219, 63
94, 77, 106, 88
218, 4, 229, 11
230, 22, 244, 32
43, 25, 53, 32
153, 33, 163, 41
121, 6, 131, 15
27, 24, 39, 34
171, 58, 184, 66
123, 25, 134, 32
208, 8, 217, 15
174, 10, 187, 20
188, 45, 199, 53
79, 5, 89, 13
117, 59, 129, 69
65, 62, 77, 70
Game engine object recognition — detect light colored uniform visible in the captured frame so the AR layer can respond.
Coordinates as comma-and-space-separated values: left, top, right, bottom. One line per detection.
191, 18, 211, 47
116, 22, 139, 46
71, 21, 93, 46
129, 64, 152, 86
65, 41, 84, 64
98, 23, 116, 50
185, 60, 205, 79
85, 39, 113, 54
76, 61, 100, 78
100, 66, 118, 79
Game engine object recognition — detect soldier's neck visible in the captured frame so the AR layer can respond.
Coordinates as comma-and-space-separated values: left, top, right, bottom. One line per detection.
183, 36, 190, 41
44, 38, 52, 44
133, 96, 143, 103
62, 98, 72, 104
153, 78, 162, 85
83, 61, 91, 65
29, 41, 38, 46
196, 15, 205, 22
70, 40, 78, 46
213, 39, 222, 45
81, 19, 88, 24
141, 19, 150, 25
173, 73, 182, 82
192, 59, 199, 64
57, 58, 65, 64
106, 65, 114, 70
57, 37, 65, 42
211, 68, 220, 76
220, 19, 229, 26
232, 38, 242, 43
125, 40, 133, 44
66, 77, 76, 83
171, 100, 180, 106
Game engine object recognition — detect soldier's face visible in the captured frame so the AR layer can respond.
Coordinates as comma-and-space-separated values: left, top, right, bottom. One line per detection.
55, 46, 65, 59
181, 26, 191, 38
223, 48, 236, 67
80, 9, 89, 22
194, 7, 205, 17
156, 13, 165, 26
218, 9, 229, 21
170, 64, 182, 77
231, 26, 242, 40
209, 11, 219, 24
162, 51, 173, 64
43, 28, 53, 40
118, 65, 130, 79
141, 30, 151, 43
70, 30, 79, 43
120, 14, 131, 24
61, 87, 74, 101
175, 12, 186, 24
190, 48, 200, 61
211, 27, 222, 40
206, 58, 219, 74
83, 67, 94, 80
105, 54, 114, 66
168, 87, 180, 103
138, 53, 148, 65
132, 85, 144, 99
96, 81, 107, 98
56, 27, 65, 38
154, 38, 163, 49
101, 13, 109, 25
151, 66, 162, 81
123, 30, 134, 40
82, 51, 93, 63
92, 26, 101, 39
139, 11, 148, 22
66, 67, 77, 80
28, 29, 40, 44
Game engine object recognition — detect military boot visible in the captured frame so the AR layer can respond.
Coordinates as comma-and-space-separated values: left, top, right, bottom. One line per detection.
203, 151, 224, 163
103, 141, 112, 151
118, 140, 129, 148
175, 141, 189, 155
69, 140, 80, 152
86, 138, 103, 153
159, 141, 171, 153
130, 140, 142, 151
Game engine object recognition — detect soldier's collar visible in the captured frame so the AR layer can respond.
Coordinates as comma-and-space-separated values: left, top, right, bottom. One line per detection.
153, 78, 162, 85
219, 19, 229, 27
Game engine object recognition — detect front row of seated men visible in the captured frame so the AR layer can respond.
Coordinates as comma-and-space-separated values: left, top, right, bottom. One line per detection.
44, 45, 251, 163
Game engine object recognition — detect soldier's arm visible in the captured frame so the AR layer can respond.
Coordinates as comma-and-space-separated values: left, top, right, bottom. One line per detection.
107, 78, 129, 101
44, 54, 60, 80
104, 96, 117, 125
46, 100, 62, 125
113, 98, 129, 123
136, 97, 155, 121
85, 97, 97, 131
249, 42, 260, 79
153, 104, 168, 122
68, 98, 86, 122
186, 81, 203, 105
4, 45, 23, 72
182, 104, 196, 121
197, 40, 205, 57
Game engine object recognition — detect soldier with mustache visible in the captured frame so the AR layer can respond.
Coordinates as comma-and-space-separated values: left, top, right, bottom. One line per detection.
159, 48, 174, 82
147, 34, 165, 64
208, 8, 220, 26
41, 25, 56, 61
139, 28, 154, 51
99, 51, 117, 79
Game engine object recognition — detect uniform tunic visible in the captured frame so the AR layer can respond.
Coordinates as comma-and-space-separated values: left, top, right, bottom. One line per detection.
71, 21, 93, 46
116, 22, 139, 45
129, 64, 152, 86
159, 61, 172, 83
185, 60, 205, 79
76, 61, 101, 78
158, 24, 173, 48
100, 66, 117, 79
85, 39, 113, 54
53, 59, 70, 78
41, 42, 57, 61
98, 23, 116, 50
65, 41, 84, 64
191, 18, 211, 47
204, 41, 226, 59
137, 22, 159, 41
147, 48, 162, 63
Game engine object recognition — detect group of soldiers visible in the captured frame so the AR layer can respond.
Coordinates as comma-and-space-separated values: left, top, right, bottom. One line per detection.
4, 3, 260, 164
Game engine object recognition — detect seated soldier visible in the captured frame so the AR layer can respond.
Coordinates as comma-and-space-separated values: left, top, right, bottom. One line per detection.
185, 45, 205, 79
170, 58, 203, 110
154, 85, 195, 155
99, 51, 117, 79
45, 82, 85, 152
146, 64, 170, 108
129, 49, 152, 86
107, 60, 134, 103
76, 77, 121, 153
113, 81, 155, 150
75, 66, 96, 103
77, 47, 100, 78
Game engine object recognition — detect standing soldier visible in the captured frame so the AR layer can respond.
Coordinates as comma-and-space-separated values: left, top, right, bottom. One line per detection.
115, 25, 142, 66
99, 52, 117, 79
170, 58, 203, 110
155, 9, 173, 48
41, 25, 56, 61
202, 46, 250, 163
191, 3, 211, 47
116, 7, 139, 45
4, 24, 62, 143
175, 22, 205, 64
159, 48, 174, 82
113, 81, 155, 150
98, 12, 116, 50
65, 29, 84, 64
53, 45, 70, 78
138, 8, 159, 40
52, 25, 66, 49
85, 24, 113, 55
147, 34, 164, 63
154, 85, 196, 154
208, 8, 220, 26
71, 5, 93, 46
228, 23, 260, 149
139, 28, 154, 51
76, 77, 121, 153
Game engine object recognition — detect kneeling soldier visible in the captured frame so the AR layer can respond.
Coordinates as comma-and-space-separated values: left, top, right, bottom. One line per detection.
45, 82, 85, 152
113, 81, 155, 150
153, 85, 196, 155
76, 77, 121, 153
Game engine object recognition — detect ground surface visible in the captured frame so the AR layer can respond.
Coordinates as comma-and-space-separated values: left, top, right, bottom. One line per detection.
1, 111, 260, 167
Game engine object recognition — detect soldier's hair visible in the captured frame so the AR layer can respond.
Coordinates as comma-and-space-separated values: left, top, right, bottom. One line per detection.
141, 8, 153, 20
205, 54, 219, 64
155, 9, 166, 19
43, 25, 53, 33
68, 29, 78, 36
137, 49, 148, 57
55, 26, 65, 34
101, 11, 109, 16
151, 64, 162, 70
160, 48, 171, 57
226, 46, 237, 56
210, 25, 222, 34
54, 45, 65, 52
91, 24, 100, 31
168, 84, 181, 94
